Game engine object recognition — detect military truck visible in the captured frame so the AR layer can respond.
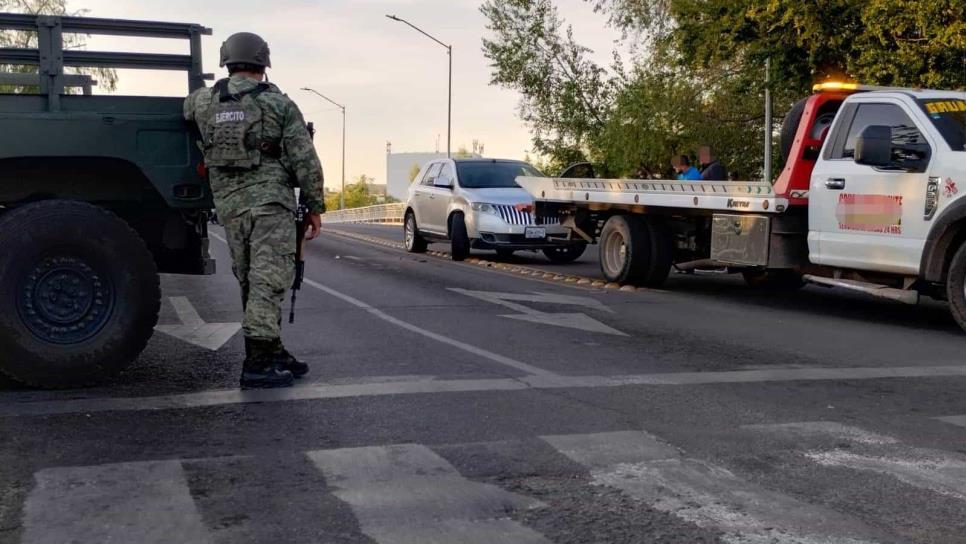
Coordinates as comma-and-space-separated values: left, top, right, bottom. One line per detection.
0, 14, 215, 387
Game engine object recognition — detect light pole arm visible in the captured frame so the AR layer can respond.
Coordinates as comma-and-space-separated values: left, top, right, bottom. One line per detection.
385, 15, 451, 51
386, 14, 453, 157
301, 87, 345, 112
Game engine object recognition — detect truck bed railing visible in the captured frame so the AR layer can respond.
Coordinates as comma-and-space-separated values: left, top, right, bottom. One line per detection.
0, 13, 212, 110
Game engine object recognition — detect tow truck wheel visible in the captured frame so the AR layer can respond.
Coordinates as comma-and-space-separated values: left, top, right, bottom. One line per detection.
599, 215, 649, 284
947, 243, 966, 332
404, 211, 428, 253
0, 200, 160, 388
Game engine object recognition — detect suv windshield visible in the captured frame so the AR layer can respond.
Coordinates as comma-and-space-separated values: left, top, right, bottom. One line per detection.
918, 98, 966, 152
456, 161, 544, 189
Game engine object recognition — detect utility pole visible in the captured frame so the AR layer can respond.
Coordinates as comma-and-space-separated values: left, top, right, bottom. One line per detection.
386, 14, 452, 158
301, 87, 346, 210
764, 58, 773, 183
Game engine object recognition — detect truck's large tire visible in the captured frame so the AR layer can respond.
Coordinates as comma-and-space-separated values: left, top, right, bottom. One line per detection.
947, 242, 966, 333
599, 215, 650, 284
0, 200, 160, 388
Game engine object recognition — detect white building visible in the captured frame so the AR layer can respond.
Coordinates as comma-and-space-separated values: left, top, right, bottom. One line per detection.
385, 141, 484, 201
385, 152, 448, 201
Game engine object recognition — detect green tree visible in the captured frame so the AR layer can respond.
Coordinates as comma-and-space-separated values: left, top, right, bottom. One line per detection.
0, 0, 119, 94
481, 0, 613, 169
484, 0, 965, 183
408, 163, 422, 183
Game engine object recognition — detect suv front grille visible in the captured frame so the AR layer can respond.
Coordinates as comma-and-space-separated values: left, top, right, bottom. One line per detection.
494, 205, 560, 226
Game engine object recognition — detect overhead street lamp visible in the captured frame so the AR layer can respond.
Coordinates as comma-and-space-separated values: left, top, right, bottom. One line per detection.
301, 87, 346, 210
386, 14, 452, 158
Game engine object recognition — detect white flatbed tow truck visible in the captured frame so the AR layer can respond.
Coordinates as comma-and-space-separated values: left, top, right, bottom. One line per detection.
518, 84, 966, 331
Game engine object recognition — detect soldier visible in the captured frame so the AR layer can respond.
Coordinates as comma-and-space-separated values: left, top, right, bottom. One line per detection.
184, 32, 324, 389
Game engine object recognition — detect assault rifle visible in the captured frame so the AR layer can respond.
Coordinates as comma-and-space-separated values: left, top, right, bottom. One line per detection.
289, 121, 315, 324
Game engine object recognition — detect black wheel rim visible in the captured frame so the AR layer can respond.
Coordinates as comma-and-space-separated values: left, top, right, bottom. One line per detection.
16, 255, 115, 345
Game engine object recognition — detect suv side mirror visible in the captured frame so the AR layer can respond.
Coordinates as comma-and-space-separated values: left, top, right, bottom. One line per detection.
855, 125, 893, 167
435, 175, 454, 189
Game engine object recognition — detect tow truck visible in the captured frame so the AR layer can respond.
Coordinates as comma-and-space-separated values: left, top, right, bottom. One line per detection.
517, 83, 966, 332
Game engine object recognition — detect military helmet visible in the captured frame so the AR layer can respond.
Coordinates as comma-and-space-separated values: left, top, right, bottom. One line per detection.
219, 32, 271, 68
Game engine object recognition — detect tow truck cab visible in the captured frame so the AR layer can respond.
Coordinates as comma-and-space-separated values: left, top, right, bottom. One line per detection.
776, 85, 966, 289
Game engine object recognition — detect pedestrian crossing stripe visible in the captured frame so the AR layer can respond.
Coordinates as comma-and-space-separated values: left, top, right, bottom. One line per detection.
19, 423, 966, 544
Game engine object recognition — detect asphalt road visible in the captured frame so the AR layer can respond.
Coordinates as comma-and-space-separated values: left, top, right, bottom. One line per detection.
3, 223, 966, 543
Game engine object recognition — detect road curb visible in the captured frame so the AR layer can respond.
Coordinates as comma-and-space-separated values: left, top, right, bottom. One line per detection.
322, 227, 645, 293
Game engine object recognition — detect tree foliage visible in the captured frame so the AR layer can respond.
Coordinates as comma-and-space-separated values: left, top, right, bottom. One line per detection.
482, 0, 613, 170
484, 0, 965, 181
0, 0, 118, 94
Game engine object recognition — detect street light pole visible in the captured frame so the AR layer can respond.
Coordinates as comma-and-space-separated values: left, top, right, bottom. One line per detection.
386, 14, 452, 158
301, 87, 346, 210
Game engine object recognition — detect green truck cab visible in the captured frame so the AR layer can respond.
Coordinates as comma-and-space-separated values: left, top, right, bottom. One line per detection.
0, 14, 216, 387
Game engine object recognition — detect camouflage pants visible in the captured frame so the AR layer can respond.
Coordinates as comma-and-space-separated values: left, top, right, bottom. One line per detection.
222, 204, 296, 341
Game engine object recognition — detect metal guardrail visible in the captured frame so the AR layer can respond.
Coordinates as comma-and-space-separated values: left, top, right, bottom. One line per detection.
321, 203, 405, 225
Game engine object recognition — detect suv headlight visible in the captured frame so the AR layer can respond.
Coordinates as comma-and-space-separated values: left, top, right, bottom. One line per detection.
470, 203, 499, 215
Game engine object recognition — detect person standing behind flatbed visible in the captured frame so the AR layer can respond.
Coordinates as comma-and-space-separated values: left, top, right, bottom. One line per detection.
184, 32, 325, 389
698, 145, 728, 181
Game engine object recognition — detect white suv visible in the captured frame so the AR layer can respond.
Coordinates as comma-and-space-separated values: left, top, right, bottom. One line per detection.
403, 158, 586, 262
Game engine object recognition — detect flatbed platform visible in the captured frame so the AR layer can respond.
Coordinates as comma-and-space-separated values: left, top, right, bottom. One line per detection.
517, 177, 787, 214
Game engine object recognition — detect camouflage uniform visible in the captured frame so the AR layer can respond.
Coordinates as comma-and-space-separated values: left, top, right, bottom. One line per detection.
184, 75, 324, 341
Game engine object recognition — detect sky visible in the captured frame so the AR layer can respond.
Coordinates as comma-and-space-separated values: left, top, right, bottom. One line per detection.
75, 0, 622, 188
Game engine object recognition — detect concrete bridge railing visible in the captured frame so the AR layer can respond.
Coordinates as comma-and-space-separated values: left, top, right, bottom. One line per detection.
321, 203, 406, 225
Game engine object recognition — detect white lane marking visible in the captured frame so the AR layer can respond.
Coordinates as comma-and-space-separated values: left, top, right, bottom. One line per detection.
303, 278, 557, 377
210, 232, 555, 377
23, 460, 210, 544
450, 289, 615, 314
806, 450, 966, 502
450, 288, 626, 336
344, 255, 363, 261
5, 365, 966, 417
750, 421, 966, 502
743, 421, 899, 445
307, 444, 550, 544
936, 414, 966, 428
541, 431, 878, 544
154, 296, 241, 351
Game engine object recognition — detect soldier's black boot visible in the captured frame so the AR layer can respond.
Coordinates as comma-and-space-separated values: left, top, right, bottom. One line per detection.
240, 338, 294, 389
273, 339, 309, 378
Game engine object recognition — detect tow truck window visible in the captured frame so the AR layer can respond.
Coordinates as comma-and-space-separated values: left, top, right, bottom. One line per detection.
835, 103, 931, 169
421, 163, 442, 186
917, 99, 966, 152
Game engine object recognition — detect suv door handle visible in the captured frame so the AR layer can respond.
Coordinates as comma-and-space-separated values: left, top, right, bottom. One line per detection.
428, 194, 436, 199
825, 178, 846, 190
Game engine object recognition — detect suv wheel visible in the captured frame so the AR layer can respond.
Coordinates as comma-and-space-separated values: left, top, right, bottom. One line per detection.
947, 242, 966, 332
450, 213, 470, 261
0, 200, 160, 388
404, 211, 428, 253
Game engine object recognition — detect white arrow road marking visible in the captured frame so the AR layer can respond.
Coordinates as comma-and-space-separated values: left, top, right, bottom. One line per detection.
154, 297, 241, 351
450, 288, 626, 336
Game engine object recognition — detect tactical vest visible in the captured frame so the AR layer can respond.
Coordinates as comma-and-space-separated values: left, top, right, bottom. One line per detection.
203, 79, 280, 170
